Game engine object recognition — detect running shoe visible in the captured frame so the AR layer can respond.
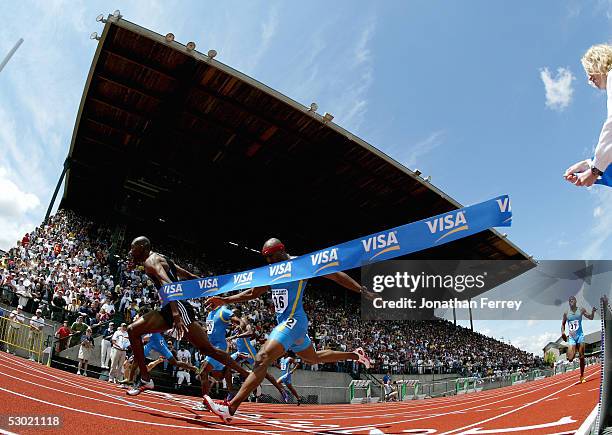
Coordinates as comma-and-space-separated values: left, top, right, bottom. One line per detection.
281, 389, 290, 403
581, 377, 586, 384
353, 347, 372, 369
126, 378, 154, 396
202, 395, 233, 424
192, 401, 209, 411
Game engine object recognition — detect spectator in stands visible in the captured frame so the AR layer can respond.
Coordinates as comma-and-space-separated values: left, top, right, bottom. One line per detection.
51, 291, 67, 322
109, 323, 129, 383
29, 308, 45, 361
77, 327, 94, 376
101, 298, 116, 316
16, 278, 32, 311
55, 320, 71, 353
125, 300, 139, 323
7, 305, 25, 354
100, 322, 115, 369
176, 344, 192, 387
70, 316, 87, 347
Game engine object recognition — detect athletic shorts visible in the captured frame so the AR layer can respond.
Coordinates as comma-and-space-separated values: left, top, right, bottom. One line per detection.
231, 351, 254, 366
268, 316, 311, 353
160, 301, 195, 329
144, 334, 173, 360
278, 373, 292, 385
568, 333, 585, 346
204, 340, 228, 372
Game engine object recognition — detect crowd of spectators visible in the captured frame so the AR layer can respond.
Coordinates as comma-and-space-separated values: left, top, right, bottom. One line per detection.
0, 208, 542, 378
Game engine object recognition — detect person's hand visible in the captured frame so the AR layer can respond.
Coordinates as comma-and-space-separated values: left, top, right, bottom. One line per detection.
172, 314, 188, 340
564, 160, 589, 182
205, 296, 226, 310
574, 169, 598, 187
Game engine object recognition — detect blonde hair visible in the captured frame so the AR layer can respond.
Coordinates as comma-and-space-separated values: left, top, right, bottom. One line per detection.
581, 44, 612, 75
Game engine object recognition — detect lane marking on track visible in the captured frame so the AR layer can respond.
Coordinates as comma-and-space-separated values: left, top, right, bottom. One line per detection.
327, 366, 600, 434
0, 359, 280, 433
0, 352, 600, 435
0, 353, 326, 434
438, 370, 599, 435
1, 353, 580, 419
567, 393, 581, 397
455, 416, 575, 434
0, 429, 18, 435
0, 385, 250, 432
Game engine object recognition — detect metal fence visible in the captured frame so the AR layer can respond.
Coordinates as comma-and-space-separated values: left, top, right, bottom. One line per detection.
0, 316, 47, 363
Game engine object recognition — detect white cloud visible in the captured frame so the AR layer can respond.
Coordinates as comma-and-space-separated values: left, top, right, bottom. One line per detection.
244, 5, 280, 73
540, 67, 575, 111
385, 130, 445, 169
511, 331, 559, 355
0, 167, 40, 250
334, 20, 376, 131
0, 168, 40, 217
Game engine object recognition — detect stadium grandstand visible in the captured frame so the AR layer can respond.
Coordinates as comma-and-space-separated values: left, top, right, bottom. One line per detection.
0, 12, 608, 435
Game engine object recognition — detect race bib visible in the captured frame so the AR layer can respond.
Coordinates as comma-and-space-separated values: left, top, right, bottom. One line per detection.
206, 320, 214, 335
284, 317, 297, 330
272, 289, 289, 314
568, 319, 580, 336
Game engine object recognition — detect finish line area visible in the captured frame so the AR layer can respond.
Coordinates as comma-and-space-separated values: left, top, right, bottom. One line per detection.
0, 352, 599, 435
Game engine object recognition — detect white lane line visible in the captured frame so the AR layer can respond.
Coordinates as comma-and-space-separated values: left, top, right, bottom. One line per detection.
327, 367, 601, 434
438, 371, 599, 435
0, 353, 308, 434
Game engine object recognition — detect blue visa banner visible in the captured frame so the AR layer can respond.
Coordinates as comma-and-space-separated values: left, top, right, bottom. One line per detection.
159, 195, 513, 305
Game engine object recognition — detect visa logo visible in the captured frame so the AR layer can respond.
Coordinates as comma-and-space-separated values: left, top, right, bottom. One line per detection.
361, 231, 401, 261
426, 211, 468, 242
426, 211, 467, 233
311, 248, 339, 266
496, 197, 511, 213
198, 278, 218, 290
270, 261, 292, 277
198, 278, 219, 294
362, 231, 399, 252
233, 272, 253, 285
311, 248, 340, 274
165, 283, 183, 294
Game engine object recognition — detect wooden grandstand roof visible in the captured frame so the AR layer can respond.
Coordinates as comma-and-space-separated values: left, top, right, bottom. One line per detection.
61, 15, 531, 263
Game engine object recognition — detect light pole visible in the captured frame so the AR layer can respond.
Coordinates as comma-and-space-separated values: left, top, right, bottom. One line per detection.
0, 38, 24, 74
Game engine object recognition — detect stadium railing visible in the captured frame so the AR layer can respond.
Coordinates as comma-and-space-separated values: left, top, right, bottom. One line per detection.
0, 316, 46, 363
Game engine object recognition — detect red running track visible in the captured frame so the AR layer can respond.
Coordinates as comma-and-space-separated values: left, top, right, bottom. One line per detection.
0, 352, 600, 435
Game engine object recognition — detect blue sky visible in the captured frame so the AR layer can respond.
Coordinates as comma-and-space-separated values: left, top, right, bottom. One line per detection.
1, 0, 611, 354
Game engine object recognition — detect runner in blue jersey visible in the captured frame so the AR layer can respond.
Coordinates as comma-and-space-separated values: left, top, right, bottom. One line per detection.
193, 306, 289, 411
277, 351, 301, 404
227, 309, 289, 402
562, 295, 596, 383
198, 305, 241, 401
121, 333, 196, 388
204, 238, 372, 423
